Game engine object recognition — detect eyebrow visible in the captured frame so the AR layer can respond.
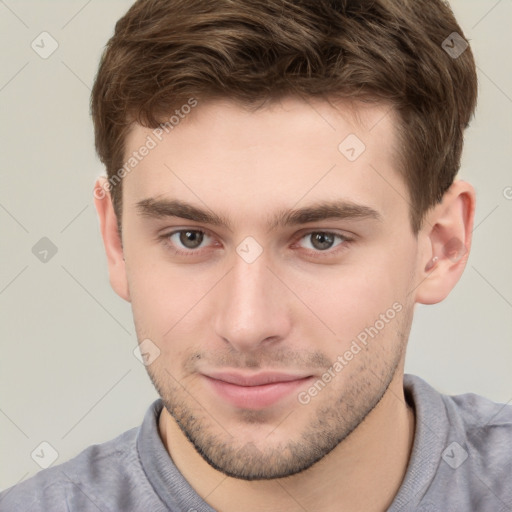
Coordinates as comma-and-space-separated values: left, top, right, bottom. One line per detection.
136, 197, 382, 230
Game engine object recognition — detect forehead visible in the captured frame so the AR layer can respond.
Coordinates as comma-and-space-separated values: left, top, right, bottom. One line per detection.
122, 97, 407, 227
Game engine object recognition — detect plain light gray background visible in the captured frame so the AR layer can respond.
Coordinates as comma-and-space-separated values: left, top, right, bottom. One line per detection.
1, 0, 511, 492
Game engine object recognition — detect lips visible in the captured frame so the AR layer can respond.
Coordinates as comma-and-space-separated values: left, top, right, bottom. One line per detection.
205, 371, 310, 386
202, 371, 313, 409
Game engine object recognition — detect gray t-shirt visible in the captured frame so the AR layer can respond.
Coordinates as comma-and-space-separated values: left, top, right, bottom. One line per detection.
1, 374, 510, 511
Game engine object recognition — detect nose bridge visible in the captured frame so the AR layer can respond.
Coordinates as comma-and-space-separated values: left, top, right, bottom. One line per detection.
214, 253, 290, 352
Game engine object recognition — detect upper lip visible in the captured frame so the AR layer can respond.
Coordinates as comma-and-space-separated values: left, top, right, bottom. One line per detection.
203, 371, 312, 387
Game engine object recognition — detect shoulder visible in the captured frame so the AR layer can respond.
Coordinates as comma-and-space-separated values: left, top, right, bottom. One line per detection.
407, 374, 512, 461
446, 387, 512, 429
0, 426, 142, 512
403, 374, 512, 510
438, 387, 512, 510
441, 386, 512, 469
406, 373, 512, 433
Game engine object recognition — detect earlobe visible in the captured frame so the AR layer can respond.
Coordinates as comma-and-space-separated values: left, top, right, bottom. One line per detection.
93, 178, 131, 302
414, 180, 476, 305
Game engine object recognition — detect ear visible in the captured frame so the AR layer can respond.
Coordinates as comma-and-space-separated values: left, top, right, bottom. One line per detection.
93, 178, 131, 302
414, 180, 476, 305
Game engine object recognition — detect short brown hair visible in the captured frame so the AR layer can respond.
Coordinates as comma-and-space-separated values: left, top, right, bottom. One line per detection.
90, 0, 477, 234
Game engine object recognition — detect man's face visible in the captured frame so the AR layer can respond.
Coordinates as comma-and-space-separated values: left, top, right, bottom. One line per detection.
120, 97, 420, 479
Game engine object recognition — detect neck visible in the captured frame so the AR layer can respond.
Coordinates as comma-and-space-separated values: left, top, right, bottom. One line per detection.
158, 371, 415, 512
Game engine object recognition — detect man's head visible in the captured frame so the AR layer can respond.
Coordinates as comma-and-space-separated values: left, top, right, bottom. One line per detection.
91, 0, 477, 480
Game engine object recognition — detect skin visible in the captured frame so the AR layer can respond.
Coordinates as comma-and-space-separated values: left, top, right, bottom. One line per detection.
94, 97, 475, 512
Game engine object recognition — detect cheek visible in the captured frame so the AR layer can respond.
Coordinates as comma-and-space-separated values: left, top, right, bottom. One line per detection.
128, 271, 197, 379
126, 255, 221, 359
306, 250, 413, 350
125, 249, 185, 343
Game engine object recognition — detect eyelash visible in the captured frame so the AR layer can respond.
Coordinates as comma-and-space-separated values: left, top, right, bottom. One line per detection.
159, 229, 354, 259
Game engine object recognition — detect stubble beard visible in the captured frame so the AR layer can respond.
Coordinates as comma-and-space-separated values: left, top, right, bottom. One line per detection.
146, 327, 409, 481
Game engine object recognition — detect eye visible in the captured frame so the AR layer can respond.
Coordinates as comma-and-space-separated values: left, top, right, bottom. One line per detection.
167, 229, 212, 251
298, 231, 348, 252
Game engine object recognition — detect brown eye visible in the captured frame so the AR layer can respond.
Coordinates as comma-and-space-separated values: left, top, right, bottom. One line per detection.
178, 230, 204, 249
309, 232, 336, 250
162, 229, 217, 256
297, 231, 348, 253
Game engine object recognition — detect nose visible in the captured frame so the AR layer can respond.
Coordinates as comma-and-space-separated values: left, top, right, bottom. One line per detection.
214, 252, 292, 353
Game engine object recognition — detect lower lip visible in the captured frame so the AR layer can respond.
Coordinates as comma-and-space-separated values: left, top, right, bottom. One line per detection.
203, 376, 312, 410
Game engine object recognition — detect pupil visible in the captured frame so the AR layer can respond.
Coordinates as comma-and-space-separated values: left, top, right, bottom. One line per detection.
312, 232, 334, 250
180, 230, 203, 249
